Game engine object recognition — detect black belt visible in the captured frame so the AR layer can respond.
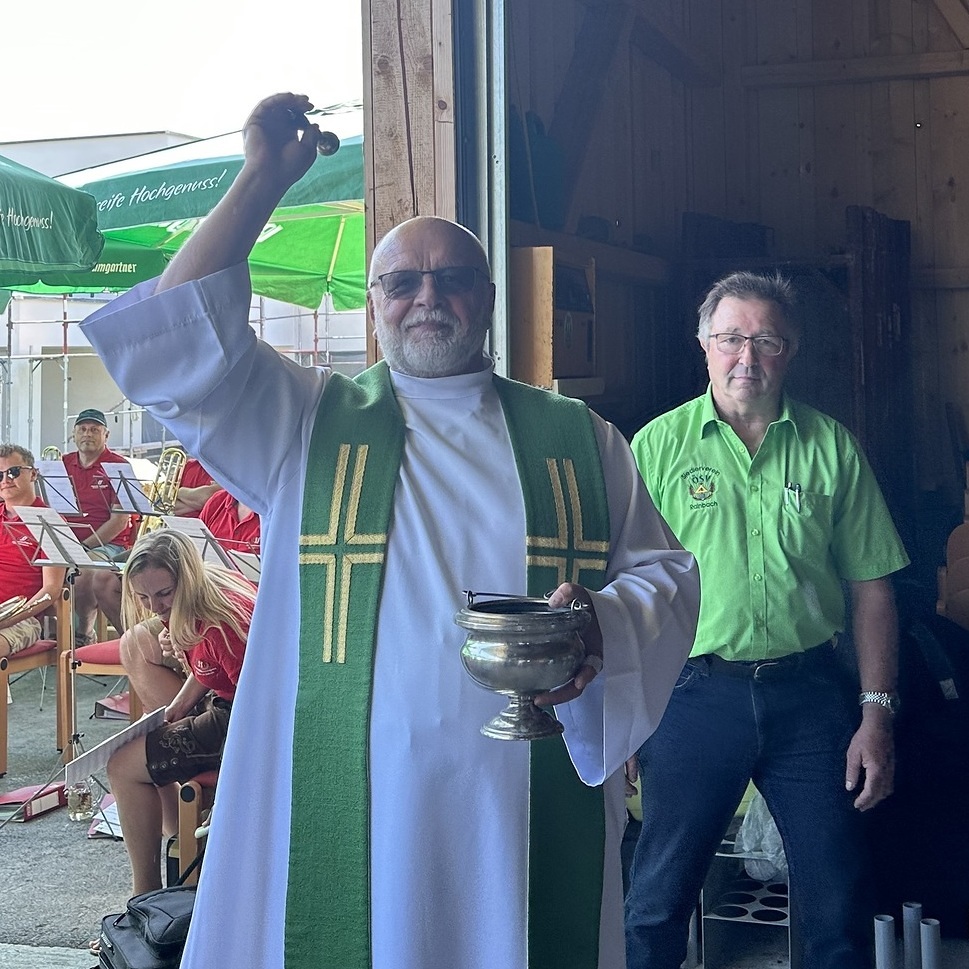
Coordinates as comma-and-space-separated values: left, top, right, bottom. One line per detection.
700, 641, 835, 682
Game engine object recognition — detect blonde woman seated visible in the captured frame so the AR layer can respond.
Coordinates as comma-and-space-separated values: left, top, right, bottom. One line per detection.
106, 529, 255, 896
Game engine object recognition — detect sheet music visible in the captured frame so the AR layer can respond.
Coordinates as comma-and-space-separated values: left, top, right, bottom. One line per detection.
103, 463, 156, 515
87, 797, 123, 840
34, 461, 80, 514
159, 516, 238, 570
66, 708, 166, 787
228, 549, 261, 584
12, 506, 119, 570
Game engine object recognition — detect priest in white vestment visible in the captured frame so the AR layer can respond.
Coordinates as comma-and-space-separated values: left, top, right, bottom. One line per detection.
80, 93, 700, 969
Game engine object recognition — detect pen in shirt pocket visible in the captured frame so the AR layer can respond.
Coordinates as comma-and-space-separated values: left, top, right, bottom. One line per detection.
785, 481, 802, 512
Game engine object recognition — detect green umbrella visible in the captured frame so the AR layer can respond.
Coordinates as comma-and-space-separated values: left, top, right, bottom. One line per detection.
20, 200, 365, 311
83, 136, 363, 232
0, 153, 104, 284
12, 117, 366, 311
4, 236, 171, 292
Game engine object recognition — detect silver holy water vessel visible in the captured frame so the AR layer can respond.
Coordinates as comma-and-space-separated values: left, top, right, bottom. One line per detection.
454, 593, 590, 741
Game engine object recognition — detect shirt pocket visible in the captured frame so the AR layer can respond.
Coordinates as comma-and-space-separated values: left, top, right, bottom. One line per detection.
778, 491, 833, 557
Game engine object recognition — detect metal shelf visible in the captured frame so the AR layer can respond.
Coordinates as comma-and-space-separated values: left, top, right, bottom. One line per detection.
700, 830, 797, 969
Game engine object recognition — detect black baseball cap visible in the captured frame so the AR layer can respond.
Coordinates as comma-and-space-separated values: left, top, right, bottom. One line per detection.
74, 408, 108, 427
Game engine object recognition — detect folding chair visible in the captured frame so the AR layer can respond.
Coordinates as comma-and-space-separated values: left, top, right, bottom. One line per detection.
57, 637, 144, 760
0, 587, 71, 777
177, 770, 218, 885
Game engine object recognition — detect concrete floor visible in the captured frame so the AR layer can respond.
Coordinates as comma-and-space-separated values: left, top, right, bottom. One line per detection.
4, 670, 968, 969
3, 938, 969, 969
0, 945, 94, 969
1, 668, 130, 956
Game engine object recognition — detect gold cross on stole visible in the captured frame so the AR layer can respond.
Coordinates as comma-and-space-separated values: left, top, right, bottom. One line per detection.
298, 443, 387, 664
527, 458, 609, 585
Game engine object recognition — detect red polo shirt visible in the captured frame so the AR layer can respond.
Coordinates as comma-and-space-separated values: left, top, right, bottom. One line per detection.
62, 448, 136, 548
200, 489, 261, 553
0, 497, 46, 603
179, 459, 215, 519
185, 586, 255, 701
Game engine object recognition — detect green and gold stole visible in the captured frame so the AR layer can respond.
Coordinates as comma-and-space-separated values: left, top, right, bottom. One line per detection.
288, 362, 610, 969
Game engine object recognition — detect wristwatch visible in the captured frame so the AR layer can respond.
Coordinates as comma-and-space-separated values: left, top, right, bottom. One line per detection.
859, 691, 900, 716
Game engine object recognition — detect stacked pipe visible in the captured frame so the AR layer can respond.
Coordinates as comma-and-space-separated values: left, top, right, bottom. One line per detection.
874, 903, 942, 969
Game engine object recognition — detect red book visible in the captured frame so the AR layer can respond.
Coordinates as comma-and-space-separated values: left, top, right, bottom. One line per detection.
0, 781, 67, 821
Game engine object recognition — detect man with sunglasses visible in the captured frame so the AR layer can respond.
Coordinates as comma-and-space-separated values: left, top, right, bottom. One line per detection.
0, 445, 67, 658
624, 271, 909, 969
80, 93, 700, 969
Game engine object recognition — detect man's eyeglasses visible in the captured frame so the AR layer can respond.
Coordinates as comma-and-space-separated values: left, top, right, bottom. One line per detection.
0, 466, 34, 481
372, 266, 484, 300
710, 333, 788, 357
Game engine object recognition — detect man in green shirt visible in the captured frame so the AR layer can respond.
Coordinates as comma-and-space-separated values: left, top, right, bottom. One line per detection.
624, 270, 909, 969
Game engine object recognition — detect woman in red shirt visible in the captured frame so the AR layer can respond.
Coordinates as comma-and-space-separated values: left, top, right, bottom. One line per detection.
106, 529, 256, 896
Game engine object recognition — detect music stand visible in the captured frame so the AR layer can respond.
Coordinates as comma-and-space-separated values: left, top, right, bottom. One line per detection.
102, 464, 157, 518
13, 506, 120, 764
38, 458, 156, 552
227, 549, 262, 585
157, 516, 242, 571
34, 460, 81, 516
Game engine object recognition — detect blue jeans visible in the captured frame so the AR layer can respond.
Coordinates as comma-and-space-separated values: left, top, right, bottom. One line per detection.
624, 658, 874, 969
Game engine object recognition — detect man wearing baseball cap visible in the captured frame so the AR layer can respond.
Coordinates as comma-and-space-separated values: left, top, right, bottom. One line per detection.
62, 408, 136, 645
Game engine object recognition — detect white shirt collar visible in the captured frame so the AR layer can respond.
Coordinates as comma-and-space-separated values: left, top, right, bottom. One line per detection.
388, 356, 495, 399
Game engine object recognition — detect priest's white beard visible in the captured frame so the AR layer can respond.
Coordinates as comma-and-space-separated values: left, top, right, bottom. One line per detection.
375, 308, 488, 377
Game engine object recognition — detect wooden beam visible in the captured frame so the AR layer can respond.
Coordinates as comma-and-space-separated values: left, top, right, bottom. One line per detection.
364, 0, 457, 364
547, 3, 629, 226
933, 0, 969, 50
913, 266, 969, 289
742, 49, 969, 89
628, 12, 720, 87
365, 0, 453, 239
432, 0, 457, 222
509, 219, 670, 282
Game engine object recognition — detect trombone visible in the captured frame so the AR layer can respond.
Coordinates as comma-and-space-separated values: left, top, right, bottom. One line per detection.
138, 447, 188, 539
41, 445, 62, 460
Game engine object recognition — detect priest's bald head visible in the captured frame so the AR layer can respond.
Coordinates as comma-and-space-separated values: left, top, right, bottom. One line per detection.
367, 217, 497, 378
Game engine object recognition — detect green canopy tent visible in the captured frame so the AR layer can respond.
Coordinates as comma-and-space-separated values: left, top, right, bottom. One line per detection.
0, 153, 105, 311
10, 110, 365, 311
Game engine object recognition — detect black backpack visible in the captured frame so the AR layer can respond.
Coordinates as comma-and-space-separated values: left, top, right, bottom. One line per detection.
96, 850, 202, 969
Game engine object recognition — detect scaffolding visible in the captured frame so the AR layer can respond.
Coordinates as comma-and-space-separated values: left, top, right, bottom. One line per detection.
2, 291, 367, 458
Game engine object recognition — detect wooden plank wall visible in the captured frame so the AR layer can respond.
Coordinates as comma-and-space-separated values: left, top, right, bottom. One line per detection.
508, 0, 695, 254
364, 0, 696, 426
679, 0, 969, 495
364, 0, 969, 494
364, 0, 457, 362
507, 0, 697, 433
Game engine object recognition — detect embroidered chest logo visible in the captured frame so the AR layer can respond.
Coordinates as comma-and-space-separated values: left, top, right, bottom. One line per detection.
12, 533, 34, 550
681, 466, 721, 510
526, 458, 608, 585
299, 443, 386, 664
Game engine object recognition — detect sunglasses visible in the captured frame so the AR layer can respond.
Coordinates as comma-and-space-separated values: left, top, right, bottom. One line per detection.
0, 466, 34, 481
373, 266, 484, 300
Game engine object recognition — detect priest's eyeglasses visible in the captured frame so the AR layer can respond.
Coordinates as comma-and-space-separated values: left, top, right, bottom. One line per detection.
0, 466, 35, 480
373, 266, 484, 300
710, 333, 788, 356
